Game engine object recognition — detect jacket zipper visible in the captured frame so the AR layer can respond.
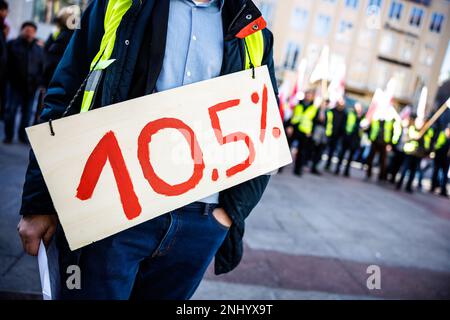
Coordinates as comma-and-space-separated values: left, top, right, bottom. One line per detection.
111, 0, 142, 103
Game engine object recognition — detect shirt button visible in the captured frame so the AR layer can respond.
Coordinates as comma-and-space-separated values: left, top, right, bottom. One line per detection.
125, 39, 130, 46
187, 71, 192, 77
192, 35, 197, 41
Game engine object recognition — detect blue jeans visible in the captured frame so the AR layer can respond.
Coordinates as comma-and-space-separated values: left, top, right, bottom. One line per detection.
56, 202, 229, 300
3, 85, 36, 142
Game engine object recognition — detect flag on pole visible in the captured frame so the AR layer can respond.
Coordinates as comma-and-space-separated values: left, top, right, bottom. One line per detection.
278, 80, 291, 122
364, 88, 384, 125
310, 46, 329, 84
328, 63, 346, 107
289, 58, 308, 108
384, 77, 396, 106
416, 86, 428, 122
365, 77, 398, 124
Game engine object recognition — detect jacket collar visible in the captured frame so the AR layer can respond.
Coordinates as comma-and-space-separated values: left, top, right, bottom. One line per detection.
223, 0, 267, 40
133, 0, 266, 39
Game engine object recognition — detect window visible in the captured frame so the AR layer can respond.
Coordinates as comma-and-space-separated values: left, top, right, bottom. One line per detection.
345, 0, 359, 9
336, 20, 354, 43
348, 58, 369, 88
393, 69, 409, 97
368, 0, 382, 8
429, 13, 445, 33
374, 62, 389, 90
315, 14, 332, 37
358, 28, 376, 48
283, 42, 301, 71
379, 33, 396, 55
420, 44, 435, 66
401, 38, 416, 62
291, 8, 309, 31
388, 1, 403, 20
306, 44, 321, 65
409, 7, 424, 27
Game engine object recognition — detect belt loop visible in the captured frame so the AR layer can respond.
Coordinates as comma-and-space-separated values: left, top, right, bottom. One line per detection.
203, 203, 210, 216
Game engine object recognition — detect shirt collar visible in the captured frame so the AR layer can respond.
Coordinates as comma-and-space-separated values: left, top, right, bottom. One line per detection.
186, 0, 225, 11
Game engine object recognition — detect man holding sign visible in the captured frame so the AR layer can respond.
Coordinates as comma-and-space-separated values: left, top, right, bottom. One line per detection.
17, 0, 282, 299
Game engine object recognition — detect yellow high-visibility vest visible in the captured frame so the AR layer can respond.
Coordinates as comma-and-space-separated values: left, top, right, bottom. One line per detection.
298, 104, 319, 135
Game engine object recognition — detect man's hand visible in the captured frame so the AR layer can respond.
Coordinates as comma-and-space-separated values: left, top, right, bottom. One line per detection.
212, 208, 233, 228
17, 215, 58, 256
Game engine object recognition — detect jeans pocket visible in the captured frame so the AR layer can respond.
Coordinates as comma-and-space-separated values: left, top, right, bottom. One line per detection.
209, 207, 231, 231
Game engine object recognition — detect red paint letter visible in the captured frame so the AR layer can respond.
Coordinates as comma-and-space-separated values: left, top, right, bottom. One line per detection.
138, 118, 205, 196
209, 99, 256, 177
76, 131, 142, 220
260, 84, 268, 143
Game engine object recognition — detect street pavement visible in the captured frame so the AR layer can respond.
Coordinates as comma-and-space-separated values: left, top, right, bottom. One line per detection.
1, 135, 449, 300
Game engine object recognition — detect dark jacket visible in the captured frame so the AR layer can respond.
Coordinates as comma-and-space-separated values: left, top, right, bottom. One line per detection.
327, 107, 347, 139
0, 21, 7, 85
43, 28, 74, 87
344, 111, 363, 149
6, 37, 44, 94
20, 0, 278, 275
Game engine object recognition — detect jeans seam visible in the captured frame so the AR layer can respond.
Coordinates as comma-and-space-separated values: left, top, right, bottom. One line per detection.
162, 211, 182, 255
151, 213, 173, 258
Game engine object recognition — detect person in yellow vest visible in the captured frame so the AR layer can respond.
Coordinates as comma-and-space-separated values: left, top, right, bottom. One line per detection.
365, 113, 401, 181
287, 90, 319, 176
324, 97, 347, 171
430, 125, 450, 197
387, 113, 411, 184
335, 102, 364, 177
395, 115, 430, 193
17, 0, 278, 300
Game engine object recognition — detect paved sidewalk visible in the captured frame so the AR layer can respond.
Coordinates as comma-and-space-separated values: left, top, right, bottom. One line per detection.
1, 138, 449, 299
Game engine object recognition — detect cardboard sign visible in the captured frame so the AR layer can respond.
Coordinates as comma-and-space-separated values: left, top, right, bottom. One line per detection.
27, 66, 292, 250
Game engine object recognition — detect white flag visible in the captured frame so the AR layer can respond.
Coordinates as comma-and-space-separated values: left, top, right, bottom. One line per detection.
310, 46, 329, 83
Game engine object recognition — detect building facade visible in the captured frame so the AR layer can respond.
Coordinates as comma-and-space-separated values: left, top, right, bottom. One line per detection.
255, 0, 450, 110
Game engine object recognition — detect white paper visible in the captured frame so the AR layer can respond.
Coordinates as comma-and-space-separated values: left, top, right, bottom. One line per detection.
37, 240, 52, 300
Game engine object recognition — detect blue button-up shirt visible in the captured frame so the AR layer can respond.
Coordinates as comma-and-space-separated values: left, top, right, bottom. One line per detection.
156, 0, 224, 203
156, 0, 224, 92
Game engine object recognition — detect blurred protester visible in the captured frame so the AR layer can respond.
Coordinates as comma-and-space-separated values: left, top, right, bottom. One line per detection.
0, 0, 8, 120
396, 116, 431, 193
3, 21, 43, 144
335, 102, 364, 177
430, 125, 450, 197
43, 7, 75, 87
324, 97, 347, 171
366, 111, 401, 181
388, 114, 411, 184
34, 7, 75, 124
288, 90, 318, 176
416, 151, 433, 191
310, 99, 329, 175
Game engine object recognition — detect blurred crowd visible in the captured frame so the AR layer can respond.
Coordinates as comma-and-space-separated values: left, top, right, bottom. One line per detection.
280, 90, 450, 198
0, 1, 74, 144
